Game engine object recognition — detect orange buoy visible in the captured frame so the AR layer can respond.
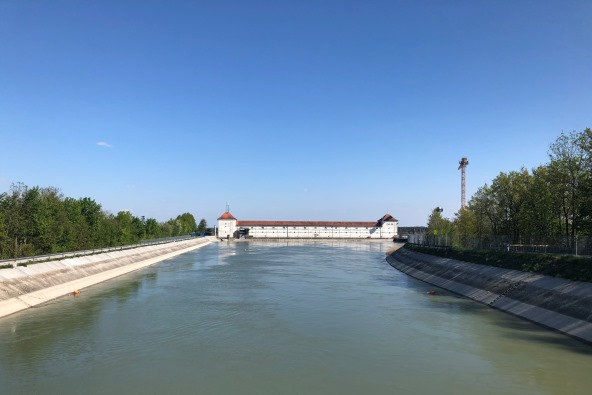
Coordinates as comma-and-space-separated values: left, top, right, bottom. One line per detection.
73, 290, 80, 295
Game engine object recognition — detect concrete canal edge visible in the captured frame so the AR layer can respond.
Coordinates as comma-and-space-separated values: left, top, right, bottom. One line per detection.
387, 247, 592, 345
0, 237, 215, 319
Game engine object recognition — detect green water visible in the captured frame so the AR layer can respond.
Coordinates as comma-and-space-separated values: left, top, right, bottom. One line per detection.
1, 241, 591, 394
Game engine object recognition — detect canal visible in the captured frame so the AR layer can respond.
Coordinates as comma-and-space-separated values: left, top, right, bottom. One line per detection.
1, 241, 591, 394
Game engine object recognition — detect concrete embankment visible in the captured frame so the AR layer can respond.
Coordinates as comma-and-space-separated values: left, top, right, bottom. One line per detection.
387, 247, 592, 344
0, 237, 214, 318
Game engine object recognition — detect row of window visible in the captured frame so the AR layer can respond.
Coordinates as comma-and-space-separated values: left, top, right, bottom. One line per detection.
249, 227, 375, 230
248, 230, 381, 234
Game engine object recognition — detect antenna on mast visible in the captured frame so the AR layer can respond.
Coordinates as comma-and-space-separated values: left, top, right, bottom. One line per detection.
458, 157, 469, 209
226, 202, 230, 213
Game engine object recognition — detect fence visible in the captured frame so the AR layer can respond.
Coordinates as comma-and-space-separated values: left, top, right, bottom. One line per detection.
406, 233, 592, 256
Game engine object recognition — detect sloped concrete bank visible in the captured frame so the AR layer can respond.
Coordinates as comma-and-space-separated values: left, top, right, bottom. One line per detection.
0, 237, 214, 318
387, 248, 592, 344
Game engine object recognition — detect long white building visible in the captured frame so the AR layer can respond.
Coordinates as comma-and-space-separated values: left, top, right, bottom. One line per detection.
217, 212, 398, 239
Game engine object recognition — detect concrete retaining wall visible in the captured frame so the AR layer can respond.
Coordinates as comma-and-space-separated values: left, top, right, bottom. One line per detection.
0, 237, 214, 318
387, 247, 592, 344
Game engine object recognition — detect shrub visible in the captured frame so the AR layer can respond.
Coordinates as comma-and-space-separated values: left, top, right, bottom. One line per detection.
404, 244, 592, 283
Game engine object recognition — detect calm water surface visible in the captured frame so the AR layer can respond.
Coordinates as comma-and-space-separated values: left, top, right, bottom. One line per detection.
1, 241, 591, 394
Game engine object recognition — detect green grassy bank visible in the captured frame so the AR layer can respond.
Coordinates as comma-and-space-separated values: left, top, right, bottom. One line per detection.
404, 244, 592, 283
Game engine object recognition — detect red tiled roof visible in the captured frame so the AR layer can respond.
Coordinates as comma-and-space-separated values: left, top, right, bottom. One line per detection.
217, 211, 237, 220
378, 214, 398, 222
238, 220, 379, 228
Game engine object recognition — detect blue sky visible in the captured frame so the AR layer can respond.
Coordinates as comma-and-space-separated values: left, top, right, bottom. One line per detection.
1, 0, 591, 226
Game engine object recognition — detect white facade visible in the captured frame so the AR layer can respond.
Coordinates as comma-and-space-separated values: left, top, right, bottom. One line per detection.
217, 212, 398, 239
217, 212, 238, 239
244, 225, 392, 239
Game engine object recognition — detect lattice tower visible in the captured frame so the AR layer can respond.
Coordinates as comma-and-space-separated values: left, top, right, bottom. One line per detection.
458, 157, 469, 209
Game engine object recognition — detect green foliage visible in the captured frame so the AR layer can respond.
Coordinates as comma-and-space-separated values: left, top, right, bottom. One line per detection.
426, 128, 592, 254
177, 213, 197, 235
454, 208, 476, 248
115, 211, 134, 245
405, 244, 592, 282
425, 207, 454, 245
197, 219, 207, 234
0, 183, 201, 259
145, 218, 161, 239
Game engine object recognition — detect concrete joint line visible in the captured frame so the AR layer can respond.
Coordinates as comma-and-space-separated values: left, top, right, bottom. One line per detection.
488, 273, 537, 306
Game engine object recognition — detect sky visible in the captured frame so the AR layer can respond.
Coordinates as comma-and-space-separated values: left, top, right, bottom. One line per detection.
1, 0, 591, 226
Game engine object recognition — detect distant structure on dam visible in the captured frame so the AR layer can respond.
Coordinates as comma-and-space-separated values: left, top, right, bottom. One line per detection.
217, 211, 398, 239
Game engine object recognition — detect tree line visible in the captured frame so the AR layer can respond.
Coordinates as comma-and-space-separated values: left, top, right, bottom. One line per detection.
426, 128, 592, 253
0, 182, 208, 259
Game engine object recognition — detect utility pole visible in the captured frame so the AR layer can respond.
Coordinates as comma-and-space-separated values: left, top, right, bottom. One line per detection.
458, 157, 469, 209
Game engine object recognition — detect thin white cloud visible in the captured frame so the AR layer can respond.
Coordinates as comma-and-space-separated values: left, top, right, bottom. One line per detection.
97, 141, 113, 148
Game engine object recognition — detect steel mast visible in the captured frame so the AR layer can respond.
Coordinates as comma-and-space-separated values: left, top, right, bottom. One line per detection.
458, 157, 469, 209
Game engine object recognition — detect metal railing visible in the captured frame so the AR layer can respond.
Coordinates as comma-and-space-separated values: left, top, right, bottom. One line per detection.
0, 235, 196, 268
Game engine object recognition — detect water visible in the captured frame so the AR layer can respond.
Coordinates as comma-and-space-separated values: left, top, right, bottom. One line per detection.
1, 241, 591, 394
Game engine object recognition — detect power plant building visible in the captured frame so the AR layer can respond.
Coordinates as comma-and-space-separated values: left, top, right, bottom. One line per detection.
217, 212, 398, 239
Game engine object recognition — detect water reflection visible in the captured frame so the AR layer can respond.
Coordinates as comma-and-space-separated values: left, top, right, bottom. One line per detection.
0, 270, 152, 374
387, 267, 592, 394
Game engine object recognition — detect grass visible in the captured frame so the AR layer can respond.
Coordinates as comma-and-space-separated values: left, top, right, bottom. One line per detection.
17, 262, 31, 267
405, 244, 592, 283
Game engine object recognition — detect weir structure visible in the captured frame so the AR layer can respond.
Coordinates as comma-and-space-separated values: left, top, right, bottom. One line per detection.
217, 212, 398, 240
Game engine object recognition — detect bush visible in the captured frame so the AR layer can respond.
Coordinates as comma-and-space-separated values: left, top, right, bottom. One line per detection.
404, 244, 592, 283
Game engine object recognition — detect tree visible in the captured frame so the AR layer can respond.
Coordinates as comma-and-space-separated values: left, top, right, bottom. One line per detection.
131, 215, 146, 241
453, 208, 476, 248
197, 219, 207, 235
426, 207, 453, 246
548, 130, 588, 251
0, 181, 201, 257
520, 166, 557, 244
490, 169, 530, 243
35, 187, 67, 253
176, 213, 197, 235
0, 193, 9, 258
416, 128, 592, 253
145, 218, 160, 239
4, 182, 29, 257
115, 211, 134, 245
577, 128, 592, 237
467, 186, 492, 247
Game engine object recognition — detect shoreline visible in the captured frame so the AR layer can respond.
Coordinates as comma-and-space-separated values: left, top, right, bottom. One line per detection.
0, 237, 215, 318
387, 247, 592, 345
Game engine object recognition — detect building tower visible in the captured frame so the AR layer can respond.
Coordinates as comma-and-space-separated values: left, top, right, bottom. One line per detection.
217, 203, 237, 239
458, 157, 469, 209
